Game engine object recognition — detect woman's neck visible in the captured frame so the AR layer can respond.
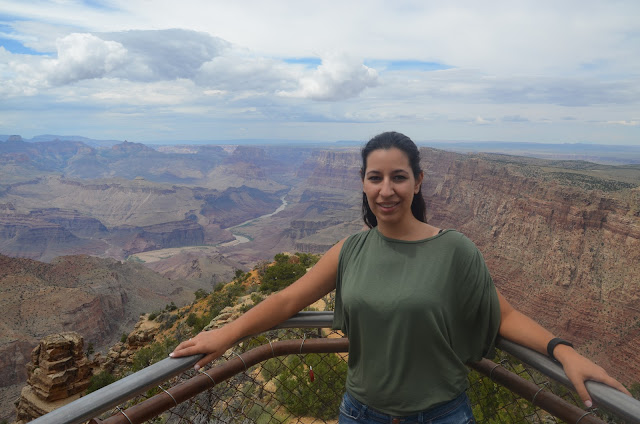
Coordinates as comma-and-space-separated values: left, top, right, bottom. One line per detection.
376, 219, 439, 241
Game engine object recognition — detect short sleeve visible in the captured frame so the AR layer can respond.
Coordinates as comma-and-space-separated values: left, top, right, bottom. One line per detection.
331, 231, 367, 331
452, 235, 501, 362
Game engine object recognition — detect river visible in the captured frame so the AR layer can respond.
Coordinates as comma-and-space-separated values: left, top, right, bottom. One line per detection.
219, 195, 288, 247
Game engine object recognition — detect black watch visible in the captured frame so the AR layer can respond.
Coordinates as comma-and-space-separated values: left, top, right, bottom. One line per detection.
547, 337, 574, 362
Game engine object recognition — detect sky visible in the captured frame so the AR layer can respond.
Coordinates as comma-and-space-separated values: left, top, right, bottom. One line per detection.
1, 0, 639, 145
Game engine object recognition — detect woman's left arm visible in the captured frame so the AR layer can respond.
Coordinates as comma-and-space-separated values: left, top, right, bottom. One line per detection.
496, 288, 631, 407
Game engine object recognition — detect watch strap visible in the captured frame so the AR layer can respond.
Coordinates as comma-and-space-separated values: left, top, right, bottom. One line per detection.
547, 337, 574, 362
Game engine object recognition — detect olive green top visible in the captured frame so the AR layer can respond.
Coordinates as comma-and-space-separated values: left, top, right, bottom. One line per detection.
333, 228, 501, 415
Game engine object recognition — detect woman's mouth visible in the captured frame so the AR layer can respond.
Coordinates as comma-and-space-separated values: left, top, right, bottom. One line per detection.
377, 202, 399, 212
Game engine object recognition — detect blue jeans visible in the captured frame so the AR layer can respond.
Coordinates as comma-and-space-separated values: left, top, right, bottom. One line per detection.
339, 391, 475, 424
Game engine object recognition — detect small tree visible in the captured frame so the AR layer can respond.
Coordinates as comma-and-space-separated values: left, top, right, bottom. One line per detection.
259, 261, 306, 293
86, 342, 94, 357
87, 371, 118, 393
194, 288, 208, 300
274, 353, 347, 420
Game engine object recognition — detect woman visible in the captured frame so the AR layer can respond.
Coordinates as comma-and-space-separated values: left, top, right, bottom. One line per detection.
171, 131, 630, 422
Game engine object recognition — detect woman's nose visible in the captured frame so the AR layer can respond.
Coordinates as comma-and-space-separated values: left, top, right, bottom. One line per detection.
380, 179, 394, 196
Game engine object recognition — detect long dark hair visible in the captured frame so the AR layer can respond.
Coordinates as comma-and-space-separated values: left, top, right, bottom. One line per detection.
361, 131, 427, 228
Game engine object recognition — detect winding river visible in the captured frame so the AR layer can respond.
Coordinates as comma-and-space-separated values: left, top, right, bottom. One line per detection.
219, 195, 288, 247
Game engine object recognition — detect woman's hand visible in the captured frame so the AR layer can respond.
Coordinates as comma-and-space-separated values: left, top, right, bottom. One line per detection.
554, 345, 631, 407
170, 328, 235, 371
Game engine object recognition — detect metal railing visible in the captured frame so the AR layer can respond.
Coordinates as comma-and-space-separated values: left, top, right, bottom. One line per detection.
28, 312, 640, 424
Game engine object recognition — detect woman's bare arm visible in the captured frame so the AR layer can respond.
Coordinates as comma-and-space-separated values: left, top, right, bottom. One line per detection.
497, 289, 631, 406
170, 239, 344, 370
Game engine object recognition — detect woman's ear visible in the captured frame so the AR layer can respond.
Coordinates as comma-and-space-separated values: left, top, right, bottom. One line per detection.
414, 171, 424, 194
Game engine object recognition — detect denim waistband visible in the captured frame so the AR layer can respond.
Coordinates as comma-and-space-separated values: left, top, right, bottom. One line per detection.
343, 391, 469, 424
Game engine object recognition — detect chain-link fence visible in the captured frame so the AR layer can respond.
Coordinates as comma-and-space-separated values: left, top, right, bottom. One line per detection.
90, 327, 618, 424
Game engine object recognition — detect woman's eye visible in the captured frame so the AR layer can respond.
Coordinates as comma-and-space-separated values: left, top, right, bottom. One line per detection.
393, 175, 407, 181
367, 176, 381, 181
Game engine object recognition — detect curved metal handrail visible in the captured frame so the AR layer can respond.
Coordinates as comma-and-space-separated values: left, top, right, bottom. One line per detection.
498, 338, 640, 424
27, 312, 329, 424
28, 311, 640, 424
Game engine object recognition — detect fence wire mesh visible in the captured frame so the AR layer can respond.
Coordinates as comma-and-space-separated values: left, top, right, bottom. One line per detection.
93, 328, 614, 424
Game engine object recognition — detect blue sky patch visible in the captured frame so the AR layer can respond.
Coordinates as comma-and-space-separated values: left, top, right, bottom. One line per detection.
0, 22, 49, 55
283, 57, 322, 67
82, 0, 117, 11
365, 60, 452, 71
0, 37, 49, 55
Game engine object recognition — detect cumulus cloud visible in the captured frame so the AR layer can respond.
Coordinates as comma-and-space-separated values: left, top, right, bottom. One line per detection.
48, 33, 128, 85
279, 53, 379, 101
100, 29, 230, 81
3, 29, 377, 103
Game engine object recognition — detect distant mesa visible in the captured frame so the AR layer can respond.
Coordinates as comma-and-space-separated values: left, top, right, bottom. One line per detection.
111, 140, 156, 154
6, 135, 24, 143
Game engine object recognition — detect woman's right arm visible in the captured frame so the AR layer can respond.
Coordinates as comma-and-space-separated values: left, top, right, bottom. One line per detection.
170, 239, 345, 370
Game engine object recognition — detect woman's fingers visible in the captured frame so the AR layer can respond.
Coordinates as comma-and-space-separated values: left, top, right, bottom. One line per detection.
169, 330, 232, 371
195, 353, 219, 370
594, 374, 632, 397
564, 359, 632, 408
569, 378, 592, 408
170, 338, 198, 358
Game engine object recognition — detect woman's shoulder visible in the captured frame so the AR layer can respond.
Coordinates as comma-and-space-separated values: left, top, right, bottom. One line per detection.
342, 227, 375, 248
337, 228, 377, 261
438, 229, 481, 255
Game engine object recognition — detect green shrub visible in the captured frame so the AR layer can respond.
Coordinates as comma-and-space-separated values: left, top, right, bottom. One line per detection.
86, 342, 95, 357
274, 253, 289, 264
87, 371, 118, 394
130, 338, 178, 372
295, 252, 321, 267
274, 353, 347, 419
194, 288, 209, 300
186, 313, 199, 328
260, 262, 306, 293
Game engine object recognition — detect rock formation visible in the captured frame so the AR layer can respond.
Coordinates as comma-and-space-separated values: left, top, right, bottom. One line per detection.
14, 332, 94, 424
100, 317, 162, 375
0, 253, 210, 421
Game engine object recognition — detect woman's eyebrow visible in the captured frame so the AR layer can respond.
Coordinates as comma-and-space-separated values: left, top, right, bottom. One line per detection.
365, 169, 409, 175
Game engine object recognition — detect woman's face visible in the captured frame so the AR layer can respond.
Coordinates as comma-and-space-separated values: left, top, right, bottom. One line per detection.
362, 147, 423, 227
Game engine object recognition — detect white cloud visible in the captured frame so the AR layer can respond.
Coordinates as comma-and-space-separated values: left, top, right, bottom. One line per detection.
605, 120, 640, 126
279, 53, 378, 101
473, 116, 492, 125
48, 33, 128, 85
197, 53, 298, 92
101, 29, 230, 81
